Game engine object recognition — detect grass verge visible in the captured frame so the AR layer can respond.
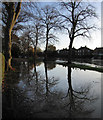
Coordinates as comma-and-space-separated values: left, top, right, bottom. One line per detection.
56, 62, 103, 73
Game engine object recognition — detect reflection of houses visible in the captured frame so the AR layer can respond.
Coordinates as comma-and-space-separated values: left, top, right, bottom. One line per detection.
93, 47, 103, 58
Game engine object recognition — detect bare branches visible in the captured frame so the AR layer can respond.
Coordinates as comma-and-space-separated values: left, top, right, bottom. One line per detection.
15, 1, 22, 22
59, 1, 97, 50
39, 5, 60, 52
59, 13, 73, 23
2, 1, 97, 56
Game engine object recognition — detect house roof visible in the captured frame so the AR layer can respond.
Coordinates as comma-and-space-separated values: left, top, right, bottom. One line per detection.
78, 46, 92, 51
72, 47, 77, 50
94, 47, 103, 50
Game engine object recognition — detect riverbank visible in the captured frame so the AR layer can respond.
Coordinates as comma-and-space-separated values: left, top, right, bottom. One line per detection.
12, 58, 103, 73
56, 60, 103, 73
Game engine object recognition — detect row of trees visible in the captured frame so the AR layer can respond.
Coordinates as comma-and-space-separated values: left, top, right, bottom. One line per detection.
11, 40, 56, 58
1, 1, 97, 71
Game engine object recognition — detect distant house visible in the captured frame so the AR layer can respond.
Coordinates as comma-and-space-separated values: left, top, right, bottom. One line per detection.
57, 46, 94, 58
59, 48, 68, 55
76, 46, 93, 58
71, 47, 77, 58
93, 47, 103, 58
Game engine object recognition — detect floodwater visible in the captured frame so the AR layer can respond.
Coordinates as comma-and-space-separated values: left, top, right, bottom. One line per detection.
2, 60, 101, 119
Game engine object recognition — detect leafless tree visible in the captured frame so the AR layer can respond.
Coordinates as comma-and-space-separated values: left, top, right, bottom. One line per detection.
2, 2, 22, 71
40, 5, 61, 57
19, 29, 31, 56
29, 23, 44, 58
59, 1, 97, 62
12, 2, 40, 35
19, 22, 44, 58
14, 3, 44, 58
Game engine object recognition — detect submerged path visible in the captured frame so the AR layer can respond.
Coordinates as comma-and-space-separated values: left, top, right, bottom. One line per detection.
55, 60, 103, 73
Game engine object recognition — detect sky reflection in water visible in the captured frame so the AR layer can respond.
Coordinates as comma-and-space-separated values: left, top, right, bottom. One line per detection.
3, 61, 101, 119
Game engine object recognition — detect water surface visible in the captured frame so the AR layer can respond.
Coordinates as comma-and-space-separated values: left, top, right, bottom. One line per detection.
2, 60, 101, 119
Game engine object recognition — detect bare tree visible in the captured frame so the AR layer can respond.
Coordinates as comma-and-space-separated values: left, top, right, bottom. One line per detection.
2, 2, 37, 36
19, 22, 44, 59
2, 2, 40, 61
14, 3, 44, 58
19, 27, 32, 58
2, 2, 28, 56
40, 5, 60, 58
59, 1, 97, 62
2, 2, 22, 71
29, 23, 44, 58
12, 2, 39, 35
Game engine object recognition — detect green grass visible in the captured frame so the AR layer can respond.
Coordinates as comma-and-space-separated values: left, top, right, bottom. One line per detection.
71, 63, 103, 72
56, 62, 103, 73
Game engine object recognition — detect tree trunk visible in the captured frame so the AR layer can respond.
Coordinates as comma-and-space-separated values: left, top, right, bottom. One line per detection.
4, 29, 10, 71
34, 46, 37, 59
4, 24, 13, 71
34, 60, 38, 93
35, 26, 38, 58
44, 61, 49, 96
68, 66, 75, 114
45, 36, 48, 52
4, 2, 22, 71
68, 38, 73, 63
45, 25, 49, 59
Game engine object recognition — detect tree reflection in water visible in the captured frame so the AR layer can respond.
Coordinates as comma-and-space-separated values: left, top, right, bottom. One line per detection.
61, 66, 98, 118
44, 61, 58, 97
2, 60, 99, 119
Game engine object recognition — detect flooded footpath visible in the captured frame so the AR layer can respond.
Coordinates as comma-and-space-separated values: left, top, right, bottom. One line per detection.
2, 59, 102, 119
